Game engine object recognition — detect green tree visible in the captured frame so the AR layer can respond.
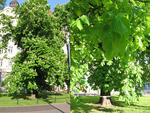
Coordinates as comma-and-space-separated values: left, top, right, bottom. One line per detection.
88, 57, 144, 106
70, 0, 150, 106
1, 0, 68, 97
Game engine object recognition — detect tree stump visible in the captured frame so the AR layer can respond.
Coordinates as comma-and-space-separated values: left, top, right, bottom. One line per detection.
100, 96, 112, 107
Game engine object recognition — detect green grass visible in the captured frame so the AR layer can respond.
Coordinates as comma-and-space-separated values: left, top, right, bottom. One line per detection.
0, 93, 70, 106
71, 96, 150, 113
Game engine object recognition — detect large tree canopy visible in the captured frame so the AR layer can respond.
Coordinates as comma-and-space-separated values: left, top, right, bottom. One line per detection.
70, 0, 149, 59
70, 0, 150, 105
1, 0, 68, 97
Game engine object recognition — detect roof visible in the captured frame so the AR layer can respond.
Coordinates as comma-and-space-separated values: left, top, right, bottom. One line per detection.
49, 10, 53, 13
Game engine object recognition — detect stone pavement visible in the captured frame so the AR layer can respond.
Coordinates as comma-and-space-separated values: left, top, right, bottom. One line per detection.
0, 103, 70, 113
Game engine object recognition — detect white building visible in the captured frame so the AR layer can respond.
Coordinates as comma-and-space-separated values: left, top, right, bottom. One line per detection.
0, 0, 19, 89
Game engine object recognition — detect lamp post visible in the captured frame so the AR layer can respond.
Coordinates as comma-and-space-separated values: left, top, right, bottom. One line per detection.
67, 34, 71, 79
64, 26, 70, 94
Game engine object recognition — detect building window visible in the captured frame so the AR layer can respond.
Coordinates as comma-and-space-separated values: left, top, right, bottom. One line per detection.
0, 50, 4, 54
7, 46, 13, 54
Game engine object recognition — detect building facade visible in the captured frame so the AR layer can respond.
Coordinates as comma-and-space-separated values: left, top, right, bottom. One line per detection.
0, 1, 19, 89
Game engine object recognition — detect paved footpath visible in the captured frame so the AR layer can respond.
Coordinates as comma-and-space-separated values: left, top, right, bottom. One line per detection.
0, 103, 70, 113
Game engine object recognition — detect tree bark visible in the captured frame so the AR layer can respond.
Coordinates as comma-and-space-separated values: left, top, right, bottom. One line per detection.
67, 85, 70, 94
99, 89, 112, 107
66, 80, 70, 94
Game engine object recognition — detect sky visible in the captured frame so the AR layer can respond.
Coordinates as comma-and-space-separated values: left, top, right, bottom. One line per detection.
6, 0, 70, 11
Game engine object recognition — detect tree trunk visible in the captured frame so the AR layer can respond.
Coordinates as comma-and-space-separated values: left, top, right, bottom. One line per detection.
67, 85, 70, 94
99, 89, 112, 107
33, 90, 39, 98
66, 80, 70, 94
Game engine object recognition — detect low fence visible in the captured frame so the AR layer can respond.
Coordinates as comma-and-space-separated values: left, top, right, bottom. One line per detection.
74, 93, 99, 96
15, 97, 70, 104
0, 93, 70, 105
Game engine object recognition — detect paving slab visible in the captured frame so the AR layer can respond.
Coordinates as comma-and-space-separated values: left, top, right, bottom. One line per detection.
0, 103, 70, 113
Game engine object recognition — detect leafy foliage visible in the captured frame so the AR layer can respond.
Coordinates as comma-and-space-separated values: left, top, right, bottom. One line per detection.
70, 0, 148, 59
53, 3, 71, 92
1, 0, 68, 96
88, 57, 143, 104
70, 0, 150, 104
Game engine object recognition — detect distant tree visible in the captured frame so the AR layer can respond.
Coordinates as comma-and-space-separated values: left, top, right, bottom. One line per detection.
1, 0, 68, 97
0, 0, 6, 10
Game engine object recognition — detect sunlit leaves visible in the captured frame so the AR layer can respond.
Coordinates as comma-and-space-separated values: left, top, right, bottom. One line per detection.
1, 0, 67, 95
70, 0, 150, 104
100, 13, 130, 59
76, 19, 83, 30
71, 15, 90, 31
80, 15, 90, 26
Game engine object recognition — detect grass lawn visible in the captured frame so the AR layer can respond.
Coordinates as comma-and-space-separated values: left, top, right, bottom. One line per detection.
71, 96, 150, 113
0, 93, 70, 106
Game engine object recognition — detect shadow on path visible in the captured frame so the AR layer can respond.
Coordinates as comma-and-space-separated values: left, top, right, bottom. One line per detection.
48, 104, 65, 113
